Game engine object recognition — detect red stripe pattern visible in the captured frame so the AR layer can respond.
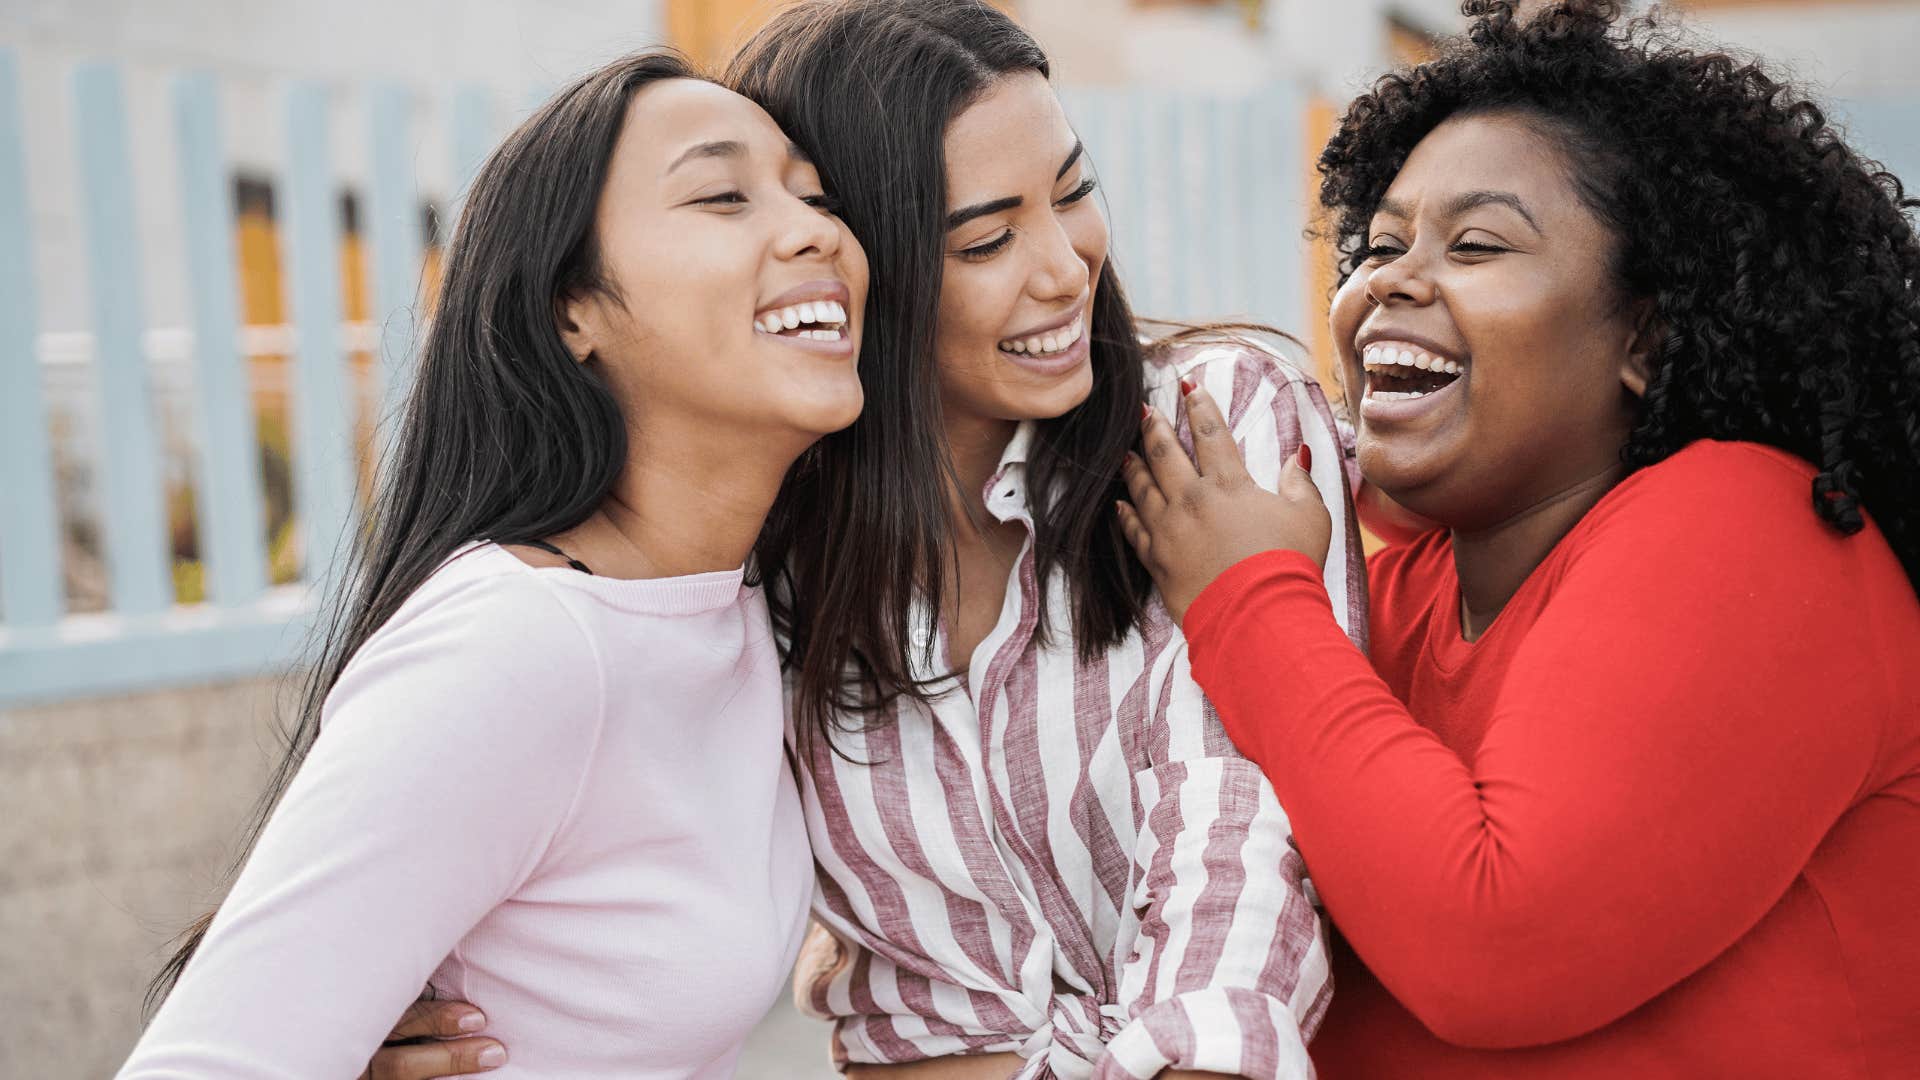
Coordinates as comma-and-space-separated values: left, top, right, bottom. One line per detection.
794, 344, 1366, 1078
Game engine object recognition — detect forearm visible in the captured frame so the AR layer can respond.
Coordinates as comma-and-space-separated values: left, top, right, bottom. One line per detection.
846, 1053, 1024, 1079
1184, 549, 1879, 1045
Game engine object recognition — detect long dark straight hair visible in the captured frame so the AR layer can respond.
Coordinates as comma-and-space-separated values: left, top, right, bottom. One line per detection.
145, 51, 701, 1014
728, 0, 1156, 751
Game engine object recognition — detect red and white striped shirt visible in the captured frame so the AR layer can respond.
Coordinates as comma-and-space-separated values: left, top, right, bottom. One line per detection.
792, 342, 1368, 1079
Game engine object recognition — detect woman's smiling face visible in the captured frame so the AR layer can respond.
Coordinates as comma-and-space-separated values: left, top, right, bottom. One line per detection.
934, 71, 1110, 428
1331, 110, 1655, 531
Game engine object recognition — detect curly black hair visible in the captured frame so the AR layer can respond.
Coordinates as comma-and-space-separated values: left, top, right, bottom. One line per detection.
1319, 0, 1920, 589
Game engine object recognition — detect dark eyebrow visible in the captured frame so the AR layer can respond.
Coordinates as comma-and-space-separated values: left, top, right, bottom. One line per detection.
1372, 190, 1540, 233
666, 140, 744, 174
1056, 140, 1084, 181
1448, 189, 1541, 232
947, 195, 1023, 231
944, 141, 1086, 230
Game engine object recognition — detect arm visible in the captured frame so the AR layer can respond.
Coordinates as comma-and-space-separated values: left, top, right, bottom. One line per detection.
1125, 421, 1887, 1046
122, 576, 601, 1078
1098, 350, 1343, 1080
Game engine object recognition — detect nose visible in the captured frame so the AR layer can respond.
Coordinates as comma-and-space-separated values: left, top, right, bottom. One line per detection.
774, 192, 842, 263
1029, 216, 1091, 303
1364, 245, 1437, 307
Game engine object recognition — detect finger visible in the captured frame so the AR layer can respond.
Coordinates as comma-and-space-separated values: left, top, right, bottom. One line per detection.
1114, 500, 1151, 562
366, 1037, 506, 1080
1283, 444, 1328, 504
385, 1000, 487, 1043
1139, 403, 1199, 491
1179, 381, 1248, 482
1120, 451, 1167, 519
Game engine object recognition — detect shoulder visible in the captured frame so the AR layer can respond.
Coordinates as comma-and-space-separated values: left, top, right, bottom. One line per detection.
1143, 334, 1321, 411
1568, 439, 1907, 602
1586, 440, 1833, 550
331, 545, 605, 726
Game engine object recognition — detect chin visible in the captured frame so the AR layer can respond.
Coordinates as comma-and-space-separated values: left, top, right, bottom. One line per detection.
1016, 366, 1095, 421
1357, 436, 1455, 521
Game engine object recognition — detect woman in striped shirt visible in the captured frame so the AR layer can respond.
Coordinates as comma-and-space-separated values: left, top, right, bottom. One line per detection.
731, 4, 1361, 1077
370, 2, 1359, 1077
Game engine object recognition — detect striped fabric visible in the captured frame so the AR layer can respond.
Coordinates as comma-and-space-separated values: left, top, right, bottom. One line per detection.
791, 342, 1369, 1080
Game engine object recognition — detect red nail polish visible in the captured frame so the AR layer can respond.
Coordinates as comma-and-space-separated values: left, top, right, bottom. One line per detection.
1299, 443, 1313, 470
1141, 403, 1152, 422
1179, 376, 1196, 396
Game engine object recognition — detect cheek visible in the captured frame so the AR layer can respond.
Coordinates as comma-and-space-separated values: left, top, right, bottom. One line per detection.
937, 265, 1022, 361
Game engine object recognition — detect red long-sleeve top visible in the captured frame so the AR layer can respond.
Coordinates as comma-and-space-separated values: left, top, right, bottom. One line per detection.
1183, 440, 1920, 1077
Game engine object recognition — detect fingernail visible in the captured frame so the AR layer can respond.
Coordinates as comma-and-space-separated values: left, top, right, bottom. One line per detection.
1298, 444, 1313, 470
1179, 376, 1196, 396
1140, 403, 1152, 423
458, 1011, 486, 1033
477, 1045, 507, 1068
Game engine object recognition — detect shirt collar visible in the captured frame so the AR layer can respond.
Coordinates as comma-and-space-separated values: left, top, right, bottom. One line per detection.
980, 420, 1039, 519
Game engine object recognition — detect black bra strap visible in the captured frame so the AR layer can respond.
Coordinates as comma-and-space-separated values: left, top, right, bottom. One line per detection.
521, 538, 595, 575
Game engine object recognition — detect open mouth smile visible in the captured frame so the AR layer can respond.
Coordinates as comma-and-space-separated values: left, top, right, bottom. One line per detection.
1363, 340, 1465, 403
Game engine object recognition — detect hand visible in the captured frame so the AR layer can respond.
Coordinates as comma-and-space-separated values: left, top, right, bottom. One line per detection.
1117, 384, 1330, 626
792, 920, 851, 1013
357, 999, 505, 1080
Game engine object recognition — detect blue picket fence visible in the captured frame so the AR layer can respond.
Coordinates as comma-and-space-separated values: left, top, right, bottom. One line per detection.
0, 53, 1322, 708
4, 46, 1916, 709
0, 52, 496, 707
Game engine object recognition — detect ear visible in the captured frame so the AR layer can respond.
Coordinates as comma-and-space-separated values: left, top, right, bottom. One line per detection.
554, 289, 602, 364
1619, 298, 1661, 399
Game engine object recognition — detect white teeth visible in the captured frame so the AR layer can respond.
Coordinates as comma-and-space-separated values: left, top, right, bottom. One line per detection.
1368, 390, 1428, 401
999, 315, 1085, 357
1412, 353, 1432, 371
757, 299, 850, 335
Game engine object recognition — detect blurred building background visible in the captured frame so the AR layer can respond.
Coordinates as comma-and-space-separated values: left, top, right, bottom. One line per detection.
1, 0, 1915, 1075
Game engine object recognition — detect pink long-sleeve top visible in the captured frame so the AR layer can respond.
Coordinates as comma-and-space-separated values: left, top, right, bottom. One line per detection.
120, 543, 816, 1079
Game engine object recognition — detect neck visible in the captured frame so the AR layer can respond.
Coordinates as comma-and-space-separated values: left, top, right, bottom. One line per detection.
942, 409, 1020, 536
586, 411, 804, 580
1451, 462, 1625, 640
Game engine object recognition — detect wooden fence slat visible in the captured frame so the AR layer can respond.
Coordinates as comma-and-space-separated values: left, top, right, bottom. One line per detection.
446, 84, 494, 240
282, 80, 358, 582
0, 51, 64, 629
74, 62, 172, 616
174, 72, 269, 607
366, 81, 422, 427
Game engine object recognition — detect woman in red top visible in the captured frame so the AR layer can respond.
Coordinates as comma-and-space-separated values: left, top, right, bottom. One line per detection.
1118, 1, 1920, 1075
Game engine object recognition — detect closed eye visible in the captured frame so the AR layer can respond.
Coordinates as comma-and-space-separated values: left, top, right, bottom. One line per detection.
956, 229, 1015, 261
691, 191, 747, 207
1057, 177, 1098, 206
803, 193, 844, 215
1452, 241, 1506, 254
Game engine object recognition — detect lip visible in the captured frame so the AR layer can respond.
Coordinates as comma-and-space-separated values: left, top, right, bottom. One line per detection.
1000, 298, 1088, 343
756, 279, 852, 318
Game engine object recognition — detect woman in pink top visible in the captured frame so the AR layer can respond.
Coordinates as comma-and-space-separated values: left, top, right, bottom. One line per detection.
121, 56, 870, 1078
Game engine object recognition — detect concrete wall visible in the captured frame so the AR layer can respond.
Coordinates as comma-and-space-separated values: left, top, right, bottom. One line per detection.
0, 676, 285, 1078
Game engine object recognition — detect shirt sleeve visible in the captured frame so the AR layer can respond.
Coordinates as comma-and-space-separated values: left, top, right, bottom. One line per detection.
1096, 345, 1347, 1080
1181, 446, 1897, 1049
119, 571, 604, 1079
1162, 343, 1367, 650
